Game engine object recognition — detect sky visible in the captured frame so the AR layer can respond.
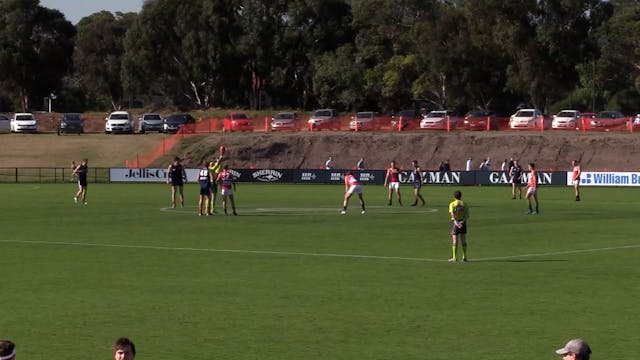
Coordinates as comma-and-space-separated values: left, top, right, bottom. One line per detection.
39, 0, 144, 24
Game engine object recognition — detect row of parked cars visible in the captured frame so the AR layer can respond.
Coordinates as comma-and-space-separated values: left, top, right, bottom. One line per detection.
2, 109, 638, 134
269, 108, 640, 131
0, 111, 198, 134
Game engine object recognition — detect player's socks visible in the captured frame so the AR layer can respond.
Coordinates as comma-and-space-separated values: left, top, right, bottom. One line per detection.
451, 245, 457, 260
461, 245, 467, 260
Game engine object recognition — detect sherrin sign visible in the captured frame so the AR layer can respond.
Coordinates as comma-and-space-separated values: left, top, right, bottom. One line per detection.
252, 169, 283, 182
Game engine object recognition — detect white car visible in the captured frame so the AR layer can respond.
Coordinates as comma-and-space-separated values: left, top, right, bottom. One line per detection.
307, 109, 341, 130
420, 110, 455, 129
10, 112, 38, 133
552, 110, 581, 130
509, 109, 543, 130
0, 114, 10, 133
105, 111, 134, 134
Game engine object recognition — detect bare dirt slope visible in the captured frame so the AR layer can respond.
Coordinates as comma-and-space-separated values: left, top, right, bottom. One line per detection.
1, 131, 638, 171
0, 133, 165, 167
164, 131, 640, 171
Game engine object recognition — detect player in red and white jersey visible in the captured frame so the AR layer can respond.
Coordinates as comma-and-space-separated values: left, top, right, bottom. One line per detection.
216, 164, 237, 215
341, 170, 365, 215
525, 162, 539, 215
571, 160, 581, 201
383, 160, 402, 206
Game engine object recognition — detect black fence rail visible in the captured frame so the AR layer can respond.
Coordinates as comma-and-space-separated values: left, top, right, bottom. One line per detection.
0, 167, 110, 183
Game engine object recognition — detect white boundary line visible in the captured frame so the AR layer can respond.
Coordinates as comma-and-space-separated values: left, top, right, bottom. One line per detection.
1, 239, 638, 263
159, 206, 439, 216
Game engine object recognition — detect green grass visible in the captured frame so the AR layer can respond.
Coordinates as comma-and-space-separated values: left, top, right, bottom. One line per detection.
1, 183, 639, 359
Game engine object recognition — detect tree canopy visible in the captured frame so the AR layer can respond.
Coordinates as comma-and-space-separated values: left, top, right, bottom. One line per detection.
1, 0, 640, 115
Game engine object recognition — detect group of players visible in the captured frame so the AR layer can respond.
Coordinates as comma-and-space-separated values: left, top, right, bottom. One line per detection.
341, 157, 583, 262
165, 155, 238, 216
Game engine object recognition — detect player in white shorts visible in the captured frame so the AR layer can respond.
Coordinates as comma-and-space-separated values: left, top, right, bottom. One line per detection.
216, 164, 237, 215
341, 170, 365, 214
383, 160, 402, 206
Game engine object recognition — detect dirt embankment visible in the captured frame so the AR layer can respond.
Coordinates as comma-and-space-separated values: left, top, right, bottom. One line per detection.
166, 131, 640, 171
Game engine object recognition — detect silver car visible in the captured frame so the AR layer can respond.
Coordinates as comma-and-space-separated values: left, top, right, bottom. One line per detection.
139, 113, 164, 133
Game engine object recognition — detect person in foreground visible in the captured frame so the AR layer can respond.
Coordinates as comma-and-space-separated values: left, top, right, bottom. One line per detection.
555, 338, 591, 360
113, 337, 136, 360
571, 159, 582, 201
0, 340, 16, 360
198, 161, 213, 216
384, 160, 402, 206
341, 170, 365, 215
167, 156, 187, 208
448, 190, 469, 262
216, 164, 237, 215
411, 160, 426, 206
526, 162, 539, 214
72, 158, 88, 204
208, 154, 223, 211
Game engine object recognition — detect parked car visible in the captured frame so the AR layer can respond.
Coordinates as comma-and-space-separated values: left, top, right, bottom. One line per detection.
10, 112, 38, 133
635, 114, 640, 127
390, 109, 422, 130
139, 113, 164, 133
222, 113, 254, 132
420, 110, 455, 129
349, 111, 383, 130
308, 109, 341, 130
509, 108, 543, 130
552, 110, 581, 130
163, 113, 196, 134
462, 110, 496, 130
57, 113, 84, 135
270, 112, 299, 131
0, 114, 10, 133
590, 111, 627, 130
105, 111, 134, 134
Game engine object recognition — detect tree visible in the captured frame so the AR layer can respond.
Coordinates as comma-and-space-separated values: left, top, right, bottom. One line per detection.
312, 44, 364, 110
122, 0, 241, 109
0, 0, 75, 111
352, 0, 432, 111
74, 11, 137, 110
583, 2, 640, 113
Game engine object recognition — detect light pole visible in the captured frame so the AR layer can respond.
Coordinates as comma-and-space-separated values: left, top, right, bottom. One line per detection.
48, 93, 57, 113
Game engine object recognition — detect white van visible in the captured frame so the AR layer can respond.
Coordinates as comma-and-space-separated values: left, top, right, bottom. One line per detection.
0, 114, 10, 133
105, 111, 134, 134
10, 113, 38, 133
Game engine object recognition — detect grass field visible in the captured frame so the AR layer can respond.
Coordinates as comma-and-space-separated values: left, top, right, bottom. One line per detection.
1, 183, 638, 359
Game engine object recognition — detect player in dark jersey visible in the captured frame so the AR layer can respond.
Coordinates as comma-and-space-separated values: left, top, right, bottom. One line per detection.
509, 159, 523, 199
166, 156, 187, 208
197, 161, 213, 216
410, 160, 426, 206
72, 158, 88, 204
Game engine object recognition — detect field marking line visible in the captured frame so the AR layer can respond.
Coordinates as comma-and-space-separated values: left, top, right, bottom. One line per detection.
473, 244, 640, 261
1, 239, 638, 263
159, 206, 439, 216
0, 239, 446, 262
